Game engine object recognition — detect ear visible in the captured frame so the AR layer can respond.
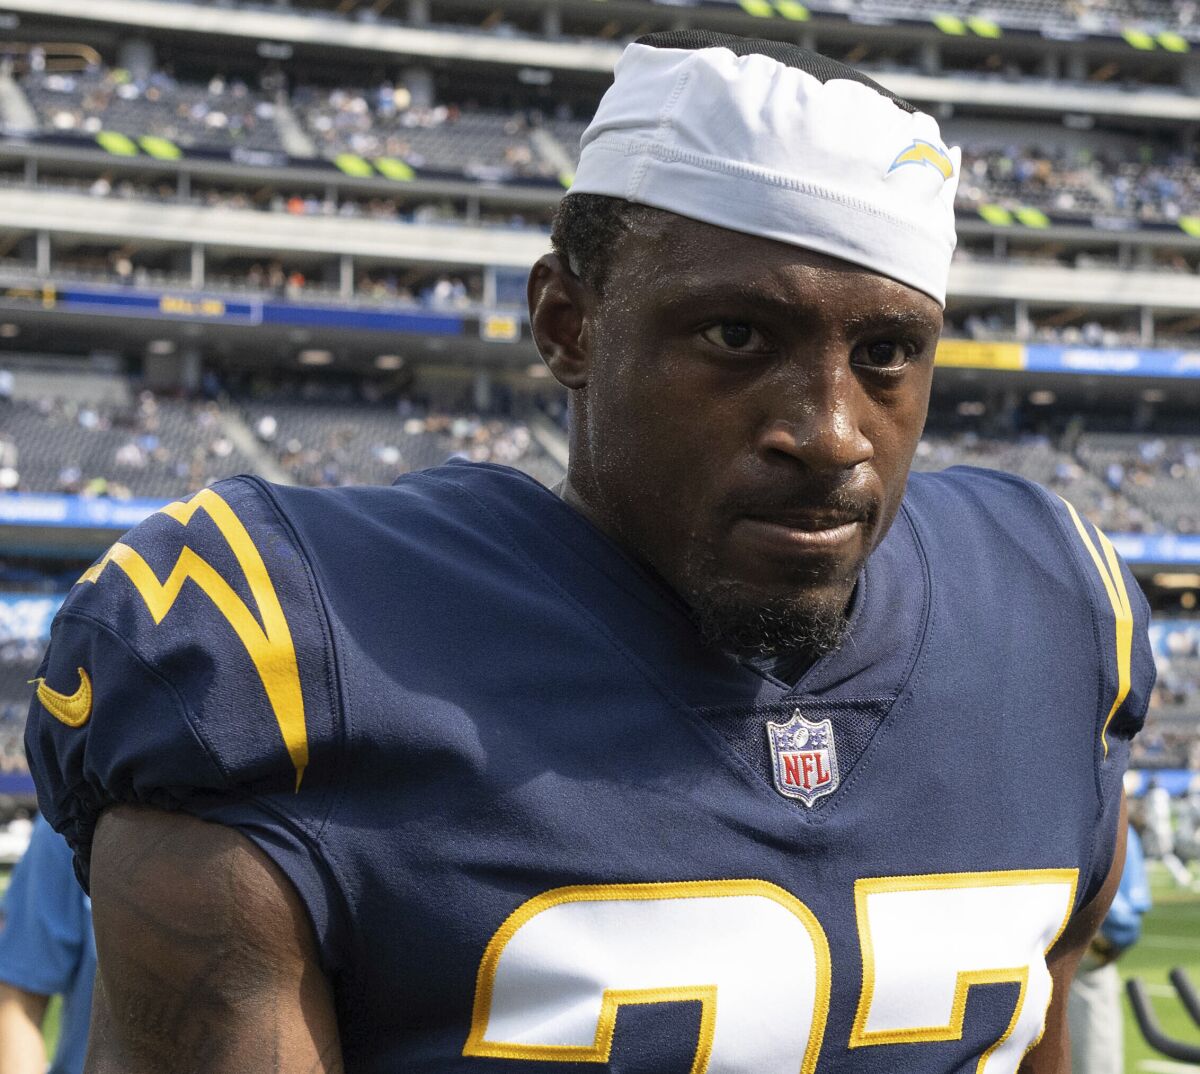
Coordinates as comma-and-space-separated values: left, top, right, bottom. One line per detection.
528, 253, 592, 390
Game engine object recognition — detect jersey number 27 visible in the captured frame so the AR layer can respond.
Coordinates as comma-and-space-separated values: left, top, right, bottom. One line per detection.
464, 871, 1078, 1074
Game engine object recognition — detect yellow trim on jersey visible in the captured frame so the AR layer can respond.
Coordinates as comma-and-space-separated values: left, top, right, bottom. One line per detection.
1059, 499, 1133, 758
78, 488, 309, 789
463, 879, 831, 1074
849, 867, 1079, 1071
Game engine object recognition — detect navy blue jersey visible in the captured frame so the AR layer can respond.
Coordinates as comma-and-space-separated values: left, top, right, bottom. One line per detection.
26, 462, 1153, 1074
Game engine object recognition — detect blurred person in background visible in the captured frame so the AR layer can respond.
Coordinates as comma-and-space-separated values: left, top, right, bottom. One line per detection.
0, 814, 95, 1074
1067, 811, 1152, 1074
1145, 776, 1194, 887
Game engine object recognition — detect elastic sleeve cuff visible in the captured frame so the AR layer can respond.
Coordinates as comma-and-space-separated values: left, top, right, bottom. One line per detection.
187, 798, 349, 981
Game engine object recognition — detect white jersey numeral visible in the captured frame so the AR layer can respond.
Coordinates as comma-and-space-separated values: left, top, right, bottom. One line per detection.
850, 870, 1079, 1074
463, 880, 831, 1074
464, 869, 1079, 1073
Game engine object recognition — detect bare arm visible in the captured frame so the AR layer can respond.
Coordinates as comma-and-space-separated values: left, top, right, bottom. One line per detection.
0, 982, 50, 1074
84, 805, 342, 1074
1019, 793, 1128, 1074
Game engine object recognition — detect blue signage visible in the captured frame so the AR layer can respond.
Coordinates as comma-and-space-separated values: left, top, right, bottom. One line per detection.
0, 493, 163, 530
1025, 344, 1200, 378
0, 281, 467, 336
1107, 532, 1200, 565
0, 593, 63, 645
1125, 769, 1198, 797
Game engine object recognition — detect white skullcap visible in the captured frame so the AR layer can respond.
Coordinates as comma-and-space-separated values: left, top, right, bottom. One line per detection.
569, 34, 960, 306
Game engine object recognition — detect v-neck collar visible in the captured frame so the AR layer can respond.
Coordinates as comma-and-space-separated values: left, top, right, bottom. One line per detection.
427, 461, 930, 715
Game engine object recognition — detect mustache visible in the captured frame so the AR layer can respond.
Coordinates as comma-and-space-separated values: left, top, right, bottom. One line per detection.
721, 480, 878, 524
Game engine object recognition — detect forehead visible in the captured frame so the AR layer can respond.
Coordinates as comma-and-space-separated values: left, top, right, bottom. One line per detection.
611, 210, 943, 327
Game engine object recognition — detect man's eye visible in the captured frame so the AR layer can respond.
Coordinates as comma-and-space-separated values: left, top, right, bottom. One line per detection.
853, 340, 915, 371
700, 322, 769, 353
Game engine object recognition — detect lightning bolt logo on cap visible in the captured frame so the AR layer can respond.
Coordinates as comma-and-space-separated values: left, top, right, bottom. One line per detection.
887, 139, 955, 180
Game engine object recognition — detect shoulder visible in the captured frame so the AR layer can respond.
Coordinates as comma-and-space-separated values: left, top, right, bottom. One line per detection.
907, 466, 1141, 603
264, 460, 553, 556
905, 465, 1092, 565
25, 476, 342, 884
904, 464, 1154, 743
261, 463, 569, 613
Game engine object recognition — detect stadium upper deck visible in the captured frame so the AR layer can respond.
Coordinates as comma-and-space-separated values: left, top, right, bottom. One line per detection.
8, 52, 1200, 335
10, 0, 1200, 49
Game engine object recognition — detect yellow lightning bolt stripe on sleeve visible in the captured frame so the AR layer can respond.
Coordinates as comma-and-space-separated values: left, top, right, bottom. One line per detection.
1058, 498, 1133, 758
78, 488, 309, 789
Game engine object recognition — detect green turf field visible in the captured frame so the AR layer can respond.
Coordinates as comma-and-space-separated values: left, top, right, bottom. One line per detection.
1121, 862, 1200, 1073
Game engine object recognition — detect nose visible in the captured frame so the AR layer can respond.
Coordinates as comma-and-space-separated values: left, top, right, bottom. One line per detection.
756, 370, 873, 473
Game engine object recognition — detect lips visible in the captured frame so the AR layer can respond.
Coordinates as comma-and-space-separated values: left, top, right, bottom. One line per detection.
734, 514, 864, 554
722, 482, 877, 561
742, 510, 865, 532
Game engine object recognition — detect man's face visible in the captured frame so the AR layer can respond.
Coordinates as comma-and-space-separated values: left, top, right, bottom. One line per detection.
537, 211, 942, 657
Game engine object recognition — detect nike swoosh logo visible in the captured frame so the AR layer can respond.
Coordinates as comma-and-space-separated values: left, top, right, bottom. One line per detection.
34, 667, 93, 728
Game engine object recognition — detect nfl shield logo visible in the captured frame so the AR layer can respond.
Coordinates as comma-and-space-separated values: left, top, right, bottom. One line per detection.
766, 709, 840, 806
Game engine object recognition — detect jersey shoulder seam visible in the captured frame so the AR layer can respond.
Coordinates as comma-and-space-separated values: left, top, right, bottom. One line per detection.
416, 471, 712, 725
234, 475, 351, 846
49, 604, 230, 793
1023, 478, 1112, 814
942, 471, 1114, 913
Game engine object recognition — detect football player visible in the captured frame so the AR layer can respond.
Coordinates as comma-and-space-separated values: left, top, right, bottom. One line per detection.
26, 32, 1153, 1074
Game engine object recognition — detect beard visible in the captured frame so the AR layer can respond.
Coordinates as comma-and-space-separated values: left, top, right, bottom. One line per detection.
686, 576, 852, 660
678, 539, 855, 661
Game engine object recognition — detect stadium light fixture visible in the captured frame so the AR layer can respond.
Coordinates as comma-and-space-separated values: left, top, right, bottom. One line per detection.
0, 323, 19, 338
147, 339, 175, 355
298, 349, 334, 366
1141, 389, 1167, 403
1028, 390, 1056, 405
374, 354, 404, 370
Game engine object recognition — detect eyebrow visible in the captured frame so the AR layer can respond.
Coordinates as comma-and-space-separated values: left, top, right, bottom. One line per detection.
841, 309, 942, 337
654, 282, 941, 337
652, 283, 823, 325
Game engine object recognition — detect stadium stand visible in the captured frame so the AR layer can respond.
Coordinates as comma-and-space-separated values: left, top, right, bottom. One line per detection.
912, 431, 1160, 535
0, 594, 57, 781
181, 0, 1200, 39
0, 393, 254, 499
17, 76, 1200, 241
1141, 620, 1200, 769
957, 146, 1200, 225
14, 61, 565, 180
244, 401, 562, 488
1, 373, 562, 497
802, 0, 1187, 35
1076, 433, 1200, 534
295, 87, 556, 181
24, 67, 285, 153
16, 54, 1200, 239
